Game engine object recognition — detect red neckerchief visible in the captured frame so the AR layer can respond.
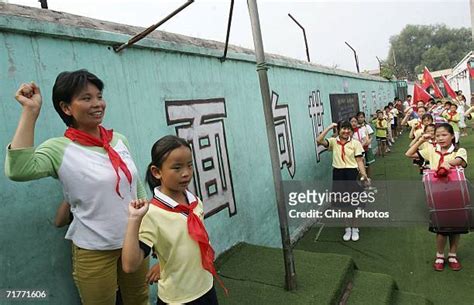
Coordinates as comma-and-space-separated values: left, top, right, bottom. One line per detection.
64, 126, 132, 198
336, 138, 349, 163
150, 196, 228, 295
377, 119, 384, 128
354, 127, 362, 142
448, 111, 457, 121
435, 146, 453, 170
415, 119, 422, 130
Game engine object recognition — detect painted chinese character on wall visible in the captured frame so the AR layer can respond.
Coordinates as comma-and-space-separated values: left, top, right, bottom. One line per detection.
165, 98, 236, 218
308, 90, 327, 162
361, 91, 367, 117
271, 91, 296, 178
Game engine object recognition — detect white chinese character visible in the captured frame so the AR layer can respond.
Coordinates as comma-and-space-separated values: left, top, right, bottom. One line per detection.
166, 99, 236, 217
309, 90, 327, 162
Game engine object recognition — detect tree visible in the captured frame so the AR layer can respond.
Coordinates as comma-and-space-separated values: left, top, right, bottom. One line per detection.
386, 24, 474, 80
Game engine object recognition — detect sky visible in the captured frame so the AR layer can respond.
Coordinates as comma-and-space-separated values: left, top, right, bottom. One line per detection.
4, 0, 472, 72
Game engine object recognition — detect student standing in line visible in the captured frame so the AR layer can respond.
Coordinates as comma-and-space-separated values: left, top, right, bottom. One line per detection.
442, 103, 460, 144
405, 123, 468, 271
372, 110, 388, 157
122, 135, 223, 305
317, 121, 368, 242
356, 112, 375, 178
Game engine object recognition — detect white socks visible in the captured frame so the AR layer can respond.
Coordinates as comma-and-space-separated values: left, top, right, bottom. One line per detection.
435, 252, 444, 264
448, 253, 458, 263
342, 227, 360, 241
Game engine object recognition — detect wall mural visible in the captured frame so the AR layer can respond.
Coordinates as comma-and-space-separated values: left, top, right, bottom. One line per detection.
165, 98, 237, 218
371, 91, 377, 114
308, 90, 327, 162
361, 91, 367, 117
271, 91, 296, 178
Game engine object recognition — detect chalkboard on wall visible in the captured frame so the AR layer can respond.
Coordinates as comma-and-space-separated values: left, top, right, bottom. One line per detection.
329, 93, 360, 123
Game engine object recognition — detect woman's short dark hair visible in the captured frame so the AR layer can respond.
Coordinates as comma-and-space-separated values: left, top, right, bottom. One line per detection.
52, 69, 104, 126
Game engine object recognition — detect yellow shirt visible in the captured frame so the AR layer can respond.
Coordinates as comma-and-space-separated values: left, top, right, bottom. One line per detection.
418, 144, 468, 170
372, 119, 388, 138
408, 118, 422, 129
139, 189, 213, 303
442, 112, 460, 132
414, 128, 424, 140
327, 137, 364, 169
418, 140, 436, 151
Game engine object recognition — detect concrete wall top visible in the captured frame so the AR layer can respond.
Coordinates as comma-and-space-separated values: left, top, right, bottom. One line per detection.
0, 2, 389, 82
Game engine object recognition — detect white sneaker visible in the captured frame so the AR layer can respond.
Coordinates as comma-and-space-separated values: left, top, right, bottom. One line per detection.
351, 228, 360, 241
343, 227, 352, 241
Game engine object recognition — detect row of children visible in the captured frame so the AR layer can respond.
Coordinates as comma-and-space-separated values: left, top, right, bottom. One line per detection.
400, 96, 469, 272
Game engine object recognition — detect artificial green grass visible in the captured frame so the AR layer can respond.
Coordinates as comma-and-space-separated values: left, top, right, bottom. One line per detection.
394, 291, 434, 305
216, 243, 355, 304
295, 130, 474, 305
346, 271, 396, 305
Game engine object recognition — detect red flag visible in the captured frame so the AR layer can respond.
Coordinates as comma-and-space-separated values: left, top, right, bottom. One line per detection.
413, 82, 433, 104
467, 62, 474, 78
440, 76, 457, 99
421, 67, 444, 98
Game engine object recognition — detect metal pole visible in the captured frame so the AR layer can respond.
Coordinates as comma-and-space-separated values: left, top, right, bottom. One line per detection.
470, 0, 474, 42
38, 0, 47, 9
247, 0, 297, 291
220, 0, 235, 62
113, 0, 194, 52
288, 13, 310, 62
376, 56, 382, 72
345, 41, 360, 73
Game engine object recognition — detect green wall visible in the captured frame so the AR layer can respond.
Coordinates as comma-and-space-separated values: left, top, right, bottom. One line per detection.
0, 4, 396, 304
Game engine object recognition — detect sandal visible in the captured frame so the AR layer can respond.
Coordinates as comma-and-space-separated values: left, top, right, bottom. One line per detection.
447, 256, 462, 271
433, 256, 445, 271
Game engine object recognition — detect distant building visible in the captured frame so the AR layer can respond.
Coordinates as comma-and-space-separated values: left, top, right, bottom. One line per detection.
363, 69, 381, 76
447, 51, 474, 101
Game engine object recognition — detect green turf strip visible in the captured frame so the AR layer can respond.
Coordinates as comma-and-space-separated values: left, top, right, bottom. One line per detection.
216, 243, 355, 304
346, 271, 396, 305
394, 291, 434, 305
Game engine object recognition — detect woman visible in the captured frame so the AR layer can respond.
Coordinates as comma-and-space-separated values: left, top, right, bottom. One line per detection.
5, 70, 149, 305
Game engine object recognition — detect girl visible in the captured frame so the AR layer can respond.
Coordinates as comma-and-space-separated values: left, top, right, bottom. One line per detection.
405, 123, 468, 271
350, 115, 370, 150
401, 106, 426, 133
317, 121, 368, 242
356, 112, 375, 178
5, 70, 149, 305
409, 123, 436, 174
443, 103, 461, 144
384, 106, 394, 149
122, 135, 221, 305
457, 93, 468, 136
410, 113, 433, 141
372, 110, 388, 157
